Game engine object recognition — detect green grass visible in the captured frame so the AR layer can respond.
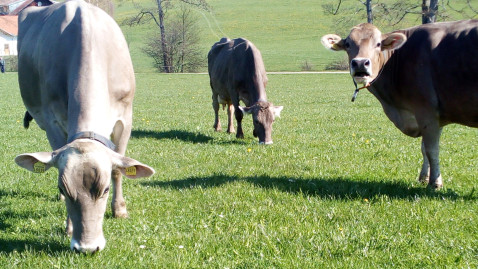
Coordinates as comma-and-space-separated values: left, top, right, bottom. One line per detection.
1, 72, 477, 267
113, 0, 372, 73
114, 0, 477, 73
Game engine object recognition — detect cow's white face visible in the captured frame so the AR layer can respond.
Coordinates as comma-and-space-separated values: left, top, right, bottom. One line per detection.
240, 101, 283, 145
15, 140, 155, 253
321, 23, 407, 85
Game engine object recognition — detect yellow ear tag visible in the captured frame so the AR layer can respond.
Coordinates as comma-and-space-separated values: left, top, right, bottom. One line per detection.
125, 166, 136, 176
33, 162, 46, 173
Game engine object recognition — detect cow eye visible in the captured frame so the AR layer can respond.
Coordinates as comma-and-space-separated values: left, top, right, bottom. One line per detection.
345, 42, 350, 49
376, 42, 381, 48
103, 187, 110, 195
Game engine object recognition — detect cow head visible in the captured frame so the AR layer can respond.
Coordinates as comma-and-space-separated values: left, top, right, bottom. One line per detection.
321, 23, 407, 85
15, 140, 155, 253
239, 101, 283, 145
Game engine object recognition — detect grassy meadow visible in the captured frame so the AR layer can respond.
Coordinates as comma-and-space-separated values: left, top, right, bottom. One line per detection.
114, 0, 476, 73
1, 71, 477, 267
1, 0, 478, 267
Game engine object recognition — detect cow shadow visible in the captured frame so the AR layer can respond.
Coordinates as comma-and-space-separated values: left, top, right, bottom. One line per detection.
0, 238, 67, 254
131, 129, 213, 144
131, 129, 253, 145
141, 174, 466, 201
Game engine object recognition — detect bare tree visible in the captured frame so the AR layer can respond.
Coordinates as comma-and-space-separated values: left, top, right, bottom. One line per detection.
124, 0, 208, 73
422, 0, 438, 24
141, 5, 203, 73
445, 0, 478, 19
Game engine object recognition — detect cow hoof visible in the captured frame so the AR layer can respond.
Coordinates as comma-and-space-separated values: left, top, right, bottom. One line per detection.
113, 210, 129, 219
427, 175, 443, 190
418, 175, 429, 184
227, 129, 235, 134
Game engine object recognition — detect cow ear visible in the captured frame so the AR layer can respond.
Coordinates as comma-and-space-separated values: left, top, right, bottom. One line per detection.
239, 106, 253, 115
381, 33, 407, 51
15, 152, 55, 173
273, 106, 283, 118
113, 155, 155, 179
321, 34, 345, 51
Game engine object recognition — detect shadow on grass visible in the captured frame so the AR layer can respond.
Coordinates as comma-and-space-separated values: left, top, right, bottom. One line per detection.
0, 238, 67, 254
141, 174, 466, 201
131, 128, 253, 145
131, 129, 213, 144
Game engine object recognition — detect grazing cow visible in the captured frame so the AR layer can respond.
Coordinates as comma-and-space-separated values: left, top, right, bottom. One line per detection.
208, 37, 283, 144
15, 0, 155, 253
321, 20, 478, 189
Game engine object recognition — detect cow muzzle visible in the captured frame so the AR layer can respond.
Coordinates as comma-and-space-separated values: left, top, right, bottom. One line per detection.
71, 236, 106, 254
350, 58, 372, 84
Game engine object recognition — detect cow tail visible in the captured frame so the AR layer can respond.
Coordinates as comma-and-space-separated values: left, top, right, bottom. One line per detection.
23, 111, 33, 129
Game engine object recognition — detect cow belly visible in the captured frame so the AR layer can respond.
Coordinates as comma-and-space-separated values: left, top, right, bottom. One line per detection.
381, 103, 421, 137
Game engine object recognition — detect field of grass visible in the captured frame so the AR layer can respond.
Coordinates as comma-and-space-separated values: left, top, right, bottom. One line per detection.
1, 72, 477, 267
113, 0, 476, 73
113, 0, 373, 73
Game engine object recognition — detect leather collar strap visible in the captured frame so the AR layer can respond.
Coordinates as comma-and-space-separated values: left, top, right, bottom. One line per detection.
68, 131, 116, 151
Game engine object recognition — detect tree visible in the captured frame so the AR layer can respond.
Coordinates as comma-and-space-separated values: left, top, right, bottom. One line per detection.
142, 5, 203, 73
422, 0, 438, 24
124, 0, 209, 73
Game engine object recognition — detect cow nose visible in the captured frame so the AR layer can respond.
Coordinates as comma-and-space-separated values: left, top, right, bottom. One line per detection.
70, 237, 105, 254
351, 58, 372, 76
351, 58, 370, 69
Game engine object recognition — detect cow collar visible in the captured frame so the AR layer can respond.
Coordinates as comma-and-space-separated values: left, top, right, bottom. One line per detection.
68, 131, 117, 151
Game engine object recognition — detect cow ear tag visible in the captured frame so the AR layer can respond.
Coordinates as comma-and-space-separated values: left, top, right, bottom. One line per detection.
34, 162, 46, 173
125, 166, 136, 176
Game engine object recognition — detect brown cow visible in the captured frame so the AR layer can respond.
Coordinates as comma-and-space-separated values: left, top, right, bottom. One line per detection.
321, 20, 478, 189
208, 38, 283, 144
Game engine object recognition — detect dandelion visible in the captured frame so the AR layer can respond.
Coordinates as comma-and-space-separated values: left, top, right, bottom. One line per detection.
352, 133, 356, 137
365, 139, 370, 144
247, 148, 252, 153
364, 198, 369, 202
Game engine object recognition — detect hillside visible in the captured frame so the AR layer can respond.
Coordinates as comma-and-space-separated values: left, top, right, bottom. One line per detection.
113, 0, 472, 73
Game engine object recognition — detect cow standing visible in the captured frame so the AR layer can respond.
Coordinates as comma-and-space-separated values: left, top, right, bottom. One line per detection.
208, 38, 283, 144
15, 0, 155, 253
321, 20, 478, 189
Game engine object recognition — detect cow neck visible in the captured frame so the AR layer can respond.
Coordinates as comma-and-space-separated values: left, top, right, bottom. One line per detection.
67, 131, 116, 151
251, 75, 268, 104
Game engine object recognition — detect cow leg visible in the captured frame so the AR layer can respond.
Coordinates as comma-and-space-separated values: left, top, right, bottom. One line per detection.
212, 93, 221, 132
111, 120, 131, 218
227, 103, 235, 133
66, 214, 73, 236
111, 169, 127, 218
234, 104, 244, 139
418, 140, 430, 184
418, 138, 430, 183
421, 126, 443, 189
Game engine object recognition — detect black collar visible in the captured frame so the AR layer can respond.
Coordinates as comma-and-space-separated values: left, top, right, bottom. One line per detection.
68, 131, 116, 151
